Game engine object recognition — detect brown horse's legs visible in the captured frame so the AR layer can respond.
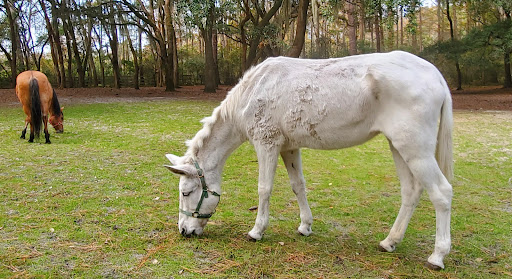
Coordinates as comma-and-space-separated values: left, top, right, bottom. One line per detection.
28, 126, 35, 142
21, 120, 29, 139
43, 115, 51, 144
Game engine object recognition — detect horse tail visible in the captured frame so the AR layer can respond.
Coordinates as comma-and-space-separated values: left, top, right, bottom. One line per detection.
51, 89, 62, 117
435, 88, 454, 181
29, 77, 42, 138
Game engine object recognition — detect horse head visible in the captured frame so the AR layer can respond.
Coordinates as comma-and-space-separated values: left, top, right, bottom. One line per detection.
49, 107, 64, 133
164, 154, 220, 237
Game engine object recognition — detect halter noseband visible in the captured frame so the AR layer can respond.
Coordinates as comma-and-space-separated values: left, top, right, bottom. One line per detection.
179, 161, 221, 219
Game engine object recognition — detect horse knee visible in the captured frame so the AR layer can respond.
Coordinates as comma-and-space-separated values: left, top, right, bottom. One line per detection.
291, 180, 306, 195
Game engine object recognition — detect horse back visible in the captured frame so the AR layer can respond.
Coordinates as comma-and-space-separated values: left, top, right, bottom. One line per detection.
230, 51, 449, 150
16, 71, 54, 112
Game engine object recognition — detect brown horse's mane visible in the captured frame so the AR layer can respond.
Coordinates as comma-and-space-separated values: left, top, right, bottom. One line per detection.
51, 89, 62, 117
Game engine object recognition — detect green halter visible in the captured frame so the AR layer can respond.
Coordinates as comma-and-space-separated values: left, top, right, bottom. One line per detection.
179, 161, 221, 219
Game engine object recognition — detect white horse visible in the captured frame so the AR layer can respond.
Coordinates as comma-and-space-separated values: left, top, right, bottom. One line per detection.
165, 51, 453, 270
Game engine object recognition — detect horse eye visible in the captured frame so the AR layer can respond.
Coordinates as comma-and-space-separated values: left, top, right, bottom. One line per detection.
182, 191, 192, 197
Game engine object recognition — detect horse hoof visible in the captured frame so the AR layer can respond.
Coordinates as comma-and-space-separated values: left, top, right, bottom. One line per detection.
246, 234, 257, 242
425, 261, 443, 270
378, 243, 395, 252
20, 136, 25, 139
45, 141, 51, 144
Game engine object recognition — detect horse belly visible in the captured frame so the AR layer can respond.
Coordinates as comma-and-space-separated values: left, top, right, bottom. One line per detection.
281, 116, 378, 151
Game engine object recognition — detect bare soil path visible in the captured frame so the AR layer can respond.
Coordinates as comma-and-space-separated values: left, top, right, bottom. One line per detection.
1, 85, 511, 111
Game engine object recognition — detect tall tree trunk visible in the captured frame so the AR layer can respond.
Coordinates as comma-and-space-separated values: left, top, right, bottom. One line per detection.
503, 12, 511, 88
346, 0, 357, 55
359, 0, 365, 46
123, 26, 139, 89
287, 0, 309, 57
89, 50, 98, 87
213, 27, 220, 86
446, 0, 462, 90
504, 51, 512, 88
4, 1, 17, 88
419, 6, 423, 51
40, 0, 61, 86
52, 3, 66, 88
374, 1, 381, 52
107, 8, 121, 89
312, 0, 320, 52
203, 3, 216, 93
437, 0, 443, 41
64, 29, 74, 88
138, 25, 145, 86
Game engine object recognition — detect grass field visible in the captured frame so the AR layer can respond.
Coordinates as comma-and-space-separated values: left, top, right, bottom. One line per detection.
1, 100, 511, 278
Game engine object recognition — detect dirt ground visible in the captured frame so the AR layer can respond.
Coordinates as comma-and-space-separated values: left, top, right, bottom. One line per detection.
1, 85, 511, 111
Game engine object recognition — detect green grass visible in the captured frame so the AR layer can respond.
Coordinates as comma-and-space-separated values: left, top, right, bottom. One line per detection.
1, 101, 511, 278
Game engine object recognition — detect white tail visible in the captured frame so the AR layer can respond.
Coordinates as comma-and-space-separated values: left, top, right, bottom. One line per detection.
436, 91, 454, 181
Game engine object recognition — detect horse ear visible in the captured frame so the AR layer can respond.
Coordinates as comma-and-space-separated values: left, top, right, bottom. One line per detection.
165, 154, 182, 165
164, 164, 196, 176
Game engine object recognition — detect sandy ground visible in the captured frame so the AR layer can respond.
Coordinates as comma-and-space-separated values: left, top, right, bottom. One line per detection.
1, 85, 511, 111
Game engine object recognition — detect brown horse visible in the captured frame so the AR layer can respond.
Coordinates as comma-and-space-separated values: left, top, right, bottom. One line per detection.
16, 71, 63, 144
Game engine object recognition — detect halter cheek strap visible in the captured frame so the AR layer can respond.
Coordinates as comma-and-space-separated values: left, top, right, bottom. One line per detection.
179, 161, 221, 219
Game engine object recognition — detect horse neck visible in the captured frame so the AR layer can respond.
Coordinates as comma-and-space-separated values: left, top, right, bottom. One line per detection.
189, 116, 244, 187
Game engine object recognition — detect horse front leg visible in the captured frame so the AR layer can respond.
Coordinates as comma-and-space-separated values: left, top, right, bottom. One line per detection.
43, 115, 51, 144
247, 146, 280, 241
281, 149, 313, 236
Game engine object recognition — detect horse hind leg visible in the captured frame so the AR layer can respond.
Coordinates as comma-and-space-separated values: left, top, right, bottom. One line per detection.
281, 149, 313, 236
21, 120, 29, 139
391, 140, 453, 269
379, 142, 423, 252
28, 122, 35, 143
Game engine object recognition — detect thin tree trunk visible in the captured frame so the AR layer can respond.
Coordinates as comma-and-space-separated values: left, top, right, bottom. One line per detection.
4, 1, 17, 87
446, 0, 462, 90
287, 0, 309, 57
203, 2, 216, 93
374, 1, 381, 52
504, 51, 512, 88
347, 0, 357, 55
123, 26, 139, 89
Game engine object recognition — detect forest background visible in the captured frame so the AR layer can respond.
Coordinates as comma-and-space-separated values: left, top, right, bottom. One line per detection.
0, 0, 511, 93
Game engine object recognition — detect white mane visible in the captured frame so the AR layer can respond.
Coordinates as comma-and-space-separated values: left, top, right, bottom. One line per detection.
183, 82, 246, 161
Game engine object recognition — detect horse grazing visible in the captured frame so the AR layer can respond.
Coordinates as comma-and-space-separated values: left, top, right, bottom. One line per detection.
165, 51, 453, 269
16, 70, 63, 144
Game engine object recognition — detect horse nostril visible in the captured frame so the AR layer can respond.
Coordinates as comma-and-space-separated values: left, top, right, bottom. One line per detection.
181, 228, 186, 236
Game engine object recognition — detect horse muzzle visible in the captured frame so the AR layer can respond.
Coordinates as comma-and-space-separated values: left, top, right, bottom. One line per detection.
178, 217, 206, 237
179, 226, 204, 237
56, 129, 64, 133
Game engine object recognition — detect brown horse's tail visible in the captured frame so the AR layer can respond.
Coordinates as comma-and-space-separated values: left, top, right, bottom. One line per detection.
29, 77, 42, 138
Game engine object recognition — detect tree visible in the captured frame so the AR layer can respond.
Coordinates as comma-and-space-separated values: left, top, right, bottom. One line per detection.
121, 0, 176, 91
287, 0, 309, 57
0, 0, 19, 87
446, 0, 462, 90
178, 0, 219, 92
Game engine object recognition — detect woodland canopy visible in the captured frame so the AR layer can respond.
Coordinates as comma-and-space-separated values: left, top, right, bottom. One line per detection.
0, 0, 511, 92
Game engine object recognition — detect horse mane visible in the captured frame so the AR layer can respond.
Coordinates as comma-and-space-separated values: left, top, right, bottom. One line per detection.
183, 83, 246, 161
50, 89, 62, 117
182, 63, 269, 161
